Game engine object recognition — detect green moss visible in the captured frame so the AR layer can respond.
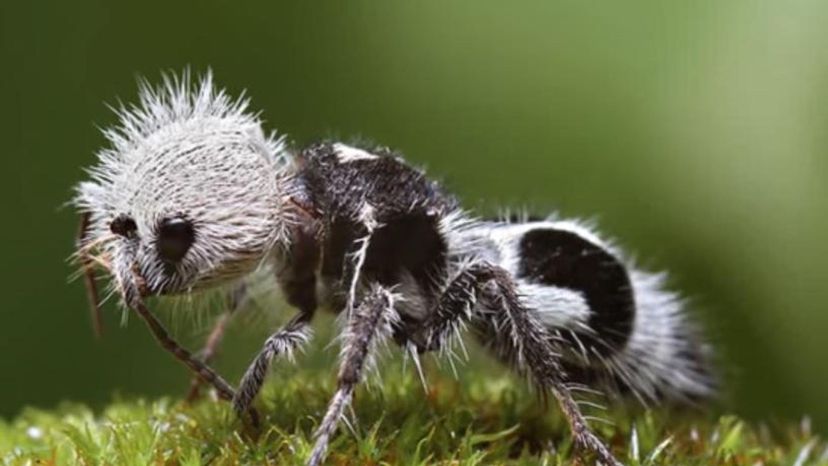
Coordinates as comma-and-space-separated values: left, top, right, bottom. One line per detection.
2, 368, 825, 465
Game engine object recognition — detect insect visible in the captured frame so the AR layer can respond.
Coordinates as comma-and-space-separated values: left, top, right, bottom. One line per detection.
72, 72, 714, 466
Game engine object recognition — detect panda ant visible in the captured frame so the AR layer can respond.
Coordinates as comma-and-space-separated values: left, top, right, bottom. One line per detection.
73, 72, 714, 466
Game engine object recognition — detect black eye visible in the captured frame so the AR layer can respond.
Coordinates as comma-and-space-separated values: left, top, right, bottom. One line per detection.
110, 214, 138, 238
157, 217, 195, 264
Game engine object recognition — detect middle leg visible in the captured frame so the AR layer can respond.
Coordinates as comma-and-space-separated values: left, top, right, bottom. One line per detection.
307, 284, 398, 466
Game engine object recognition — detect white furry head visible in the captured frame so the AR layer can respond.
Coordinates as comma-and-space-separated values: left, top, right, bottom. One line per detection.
73, 71, 295, 299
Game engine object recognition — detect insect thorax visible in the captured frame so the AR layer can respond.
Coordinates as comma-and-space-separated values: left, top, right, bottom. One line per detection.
277, 142, 460, 315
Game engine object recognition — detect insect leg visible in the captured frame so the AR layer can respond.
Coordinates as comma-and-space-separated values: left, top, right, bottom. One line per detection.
130, 298, 261, 427
76, 212, 103, 337
307, 284, 397, 466
416, 262, 622, 466
232, 312, 313, 417
474, 265, 622, 466
413, 262, 482, 353
186, 284, 248, 402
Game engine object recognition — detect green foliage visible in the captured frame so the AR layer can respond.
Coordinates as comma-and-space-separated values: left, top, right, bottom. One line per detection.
2, 369, 825, 465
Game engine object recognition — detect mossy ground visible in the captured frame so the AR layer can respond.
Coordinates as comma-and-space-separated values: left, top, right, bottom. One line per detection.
1, 363, 825, 466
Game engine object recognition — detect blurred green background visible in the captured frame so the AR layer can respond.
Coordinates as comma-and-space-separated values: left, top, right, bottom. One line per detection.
1, 0, 827, 431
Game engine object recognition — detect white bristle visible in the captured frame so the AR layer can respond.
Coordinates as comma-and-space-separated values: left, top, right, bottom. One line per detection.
73, 70, 296, 299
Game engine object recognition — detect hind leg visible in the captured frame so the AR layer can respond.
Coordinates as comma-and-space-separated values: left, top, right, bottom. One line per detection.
475, 266, 621, 465
415, 262, 622, 466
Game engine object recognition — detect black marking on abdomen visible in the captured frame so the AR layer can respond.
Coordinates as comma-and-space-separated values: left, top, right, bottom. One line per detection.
517, 228, 635, 355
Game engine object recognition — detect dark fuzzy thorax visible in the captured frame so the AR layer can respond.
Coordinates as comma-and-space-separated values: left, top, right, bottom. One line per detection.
292, 142, 459, 311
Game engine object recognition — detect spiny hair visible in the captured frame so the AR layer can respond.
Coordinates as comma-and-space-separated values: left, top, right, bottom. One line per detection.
70, 72, 713, 466
547, 217, 715, 403
73, 70, 296, 300
471, 214, 716, 404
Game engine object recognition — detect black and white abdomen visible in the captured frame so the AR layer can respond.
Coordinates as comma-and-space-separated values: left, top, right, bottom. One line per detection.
467, 218, 715, 402
469, 220, 634, 357
517, 224, 636, 356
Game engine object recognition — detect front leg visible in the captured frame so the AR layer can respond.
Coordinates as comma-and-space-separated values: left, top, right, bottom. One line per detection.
130, 299, 261, 427
307, 284, 398, 466
233, 312, 313, 417
233, 225, 320, 416
187, 284, 248, 402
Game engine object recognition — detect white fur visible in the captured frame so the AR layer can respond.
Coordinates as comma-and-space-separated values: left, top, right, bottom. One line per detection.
73, 70, 295, 297
345, 203, 379, 315
460, 221, 594, 329
610, 269, 714, 401
518, 282, 592, 328
333, 143, 378, 163
438, 208, 484, 261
